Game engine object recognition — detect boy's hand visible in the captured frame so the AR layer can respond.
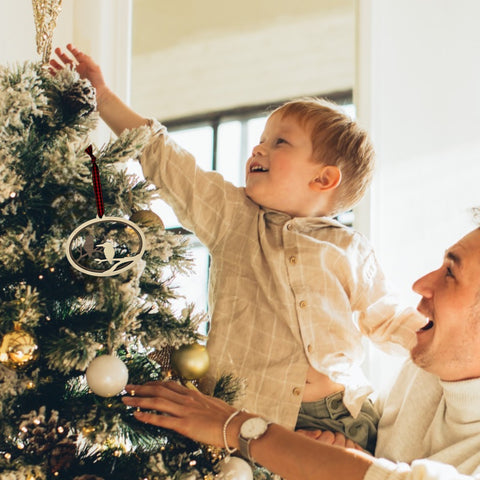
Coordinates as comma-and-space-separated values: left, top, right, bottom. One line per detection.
295, 429, 365, 451
50, 44, 108, 100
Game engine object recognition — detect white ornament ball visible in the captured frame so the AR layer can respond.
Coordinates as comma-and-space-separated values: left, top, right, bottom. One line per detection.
86, 355, 129, 397
218, 457, 253, 480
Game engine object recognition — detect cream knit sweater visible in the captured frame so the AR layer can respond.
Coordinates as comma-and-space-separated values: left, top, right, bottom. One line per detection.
365, 360, 480, 480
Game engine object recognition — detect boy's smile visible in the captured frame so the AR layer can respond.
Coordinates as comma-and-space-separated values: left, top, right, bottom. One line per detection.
249, 161, 268, 173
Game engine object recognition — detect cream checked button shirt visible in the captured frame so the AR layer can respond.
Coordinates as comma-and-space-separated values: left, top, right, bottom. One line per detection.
140, 122, 426, 429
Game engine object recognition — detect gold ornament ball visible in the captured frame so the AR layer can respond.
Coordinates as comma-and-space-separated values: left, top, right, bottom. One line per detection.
171, 343, 210, 380
0, 326, 39, 370
130, 210, 164, 229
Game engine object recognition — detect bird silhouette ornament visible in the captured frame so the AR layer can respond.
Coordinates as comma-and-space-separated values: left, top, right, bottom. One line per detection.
66, 217, 146, 277
65, 146, 146, 277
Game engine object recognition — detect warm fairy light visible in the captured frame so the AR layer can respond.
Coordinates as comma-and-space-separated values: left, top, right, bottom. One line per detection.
189, 460, 197, 466
38, 274, 44, 280
57, 426, 64, 433
33, 418, 41, 425
114, 450, 122, 457
9, 192, 16, 198
54, 472, 59, 477
27, 381, 35, 388
20, 426, 28, 433
17, 442, 25, 449
49, 267, 55, 272
4, 453, 11, 460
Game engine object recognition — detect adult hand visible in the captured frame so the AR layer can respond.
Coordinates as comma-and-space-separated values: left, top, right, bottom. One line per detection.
296, 429, 365, 451
122, 380, 238, 448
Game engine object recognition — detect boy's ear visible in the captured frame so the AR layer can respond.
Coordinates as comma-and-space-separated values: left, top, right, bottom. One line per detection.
310, 165, 342, 192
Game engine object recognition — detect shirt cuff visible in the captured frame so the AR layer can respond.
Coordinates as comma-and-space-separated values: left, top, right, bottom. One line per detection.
364, 458, 409, 480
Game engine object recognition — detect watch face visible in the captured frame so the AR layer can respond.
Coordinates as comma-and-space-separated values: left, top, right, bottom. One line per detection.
240, 417, 269, 439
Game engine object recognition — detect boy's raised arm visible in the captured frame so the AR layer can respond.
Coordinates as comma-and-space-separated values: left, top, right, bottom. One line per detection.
50, 44, 149, 136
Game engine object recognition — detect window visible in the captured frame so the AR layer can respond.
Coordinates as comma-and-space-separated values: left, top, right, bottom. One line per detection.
151, 95, 353, 316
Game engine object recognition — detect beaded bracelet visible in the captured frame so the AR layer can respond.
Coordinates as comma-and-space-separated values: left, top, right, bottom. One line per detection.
222, 409, 245, 454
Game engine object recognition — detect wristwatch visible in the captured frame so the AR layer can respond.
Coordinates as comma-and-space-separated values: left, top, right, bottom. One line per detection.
238, 417, 272, 463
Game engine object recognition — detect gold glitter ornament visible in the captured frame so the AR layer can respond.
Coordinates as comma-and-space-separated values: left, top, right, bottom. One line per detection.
31, 0, 63, 64
170, 342, 210, 380
0, 324, 39, 370
130, 210, 165, 230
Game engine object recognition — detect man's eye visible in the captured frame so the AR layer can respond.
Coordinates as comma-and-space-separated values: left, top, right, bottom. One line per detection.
446, 266, 455, 278
276, 138, 287, 145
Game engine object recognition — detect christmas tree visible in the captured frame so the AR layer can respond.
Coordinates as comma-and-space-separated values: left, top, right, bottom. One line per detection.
0, 56, 250, 479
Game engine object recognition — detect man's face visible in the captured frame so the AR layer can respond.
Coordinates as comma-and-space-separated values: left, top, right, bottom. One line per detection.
411, 228, 480, 380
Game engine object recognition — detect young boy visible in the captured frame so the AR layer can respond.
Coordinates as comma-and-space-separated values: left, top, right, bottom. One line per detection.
51, 45, 426, 453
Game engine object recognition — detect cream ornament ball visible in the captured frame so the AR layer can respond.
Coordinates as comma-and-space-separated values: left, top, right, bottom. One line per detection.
86, 355, 129, 397
217, 457, 253, 480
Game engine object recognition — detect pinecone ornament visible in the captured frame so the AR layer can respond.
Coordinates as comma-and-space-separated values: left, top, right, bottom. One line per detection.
18, 407, 77, 474
61, 77, 97, 121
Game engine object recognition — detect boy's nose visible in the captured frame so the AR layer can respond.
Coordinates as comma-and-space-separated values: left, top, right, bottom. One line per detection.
252, 144, 265, 157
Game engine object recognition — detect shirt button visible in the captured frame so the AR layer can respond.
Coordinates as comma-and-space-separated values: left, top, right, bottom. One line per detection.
299, 300, 307, 308
289, 256, 297, 265
292, 387, 302, 396
286, 223, 293, 231
307, 344, 313, 353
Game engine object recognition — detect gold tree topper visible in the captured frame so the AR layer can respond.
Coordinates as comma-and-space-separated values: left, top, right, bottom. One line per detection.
31, 0, 63, 64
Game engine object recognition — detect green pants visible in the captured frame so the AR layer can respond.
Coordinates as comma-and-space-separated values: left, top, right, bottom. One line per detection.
295, 391, 379, 454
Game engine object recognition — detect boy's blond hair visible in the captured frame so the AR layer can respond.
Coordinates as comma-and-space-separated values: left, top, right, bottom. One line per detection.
271, 97, 375, 216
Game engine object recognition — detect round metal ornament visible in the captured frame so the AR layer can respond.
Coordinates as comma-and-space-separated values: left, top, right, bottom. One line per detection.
65, 216, 145, 277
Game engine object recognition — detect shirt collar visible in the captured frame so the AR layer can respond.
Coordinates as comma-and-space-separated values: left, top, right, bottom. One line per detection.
261, 207, 347, 230
440, 376, 480, 423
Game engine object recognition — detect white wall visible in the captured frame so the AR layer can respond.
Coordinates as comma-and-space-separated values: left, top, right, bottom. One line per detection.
130, 1, 355, 119
0, 0, 71, 64
357, 0, 480, 386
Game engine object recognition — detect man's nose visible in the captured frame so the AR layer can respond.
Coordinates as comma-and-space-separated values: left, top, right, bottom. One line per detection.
412, 269, 437, 298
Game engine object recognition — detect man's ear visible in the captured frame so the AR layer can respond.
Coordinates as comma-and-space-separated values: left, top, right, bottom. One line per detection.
310, 165, 342, 192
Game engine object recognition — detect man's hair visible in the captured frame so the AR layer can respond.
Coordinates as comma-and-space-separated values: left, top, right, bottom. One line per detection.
271, 97, 375, 215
